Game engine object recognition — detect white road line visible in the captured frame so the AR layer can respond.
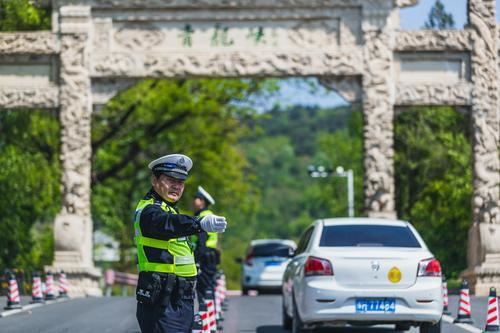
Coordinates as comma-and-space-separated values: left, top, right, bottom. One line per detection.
0, 298, 69, 318
442, 314, 483, 333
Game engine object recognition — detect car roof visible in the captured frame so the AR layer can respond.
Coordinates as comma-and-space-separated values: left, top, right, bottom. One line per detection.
319, 217, 410, 227
249, 239, 297, 248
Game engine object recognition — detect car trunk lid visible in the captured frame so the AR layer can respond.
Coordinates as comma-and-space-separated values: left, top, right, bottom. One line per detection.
312, 248, 429, 289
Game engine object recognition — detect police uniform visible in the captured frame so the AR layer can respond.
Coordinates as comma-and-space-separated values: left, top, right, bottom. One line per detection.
191, 186, 220, 301
135, 154, 202, 333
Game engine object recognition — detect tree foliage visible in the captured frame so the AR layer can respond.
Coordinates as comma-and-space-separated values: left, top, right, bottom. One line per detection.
0, 0, 51, 31
424, 0, 455, 29
91, 79, 275, 271
395, 107, 472, 277
0, 1, 57, 271
0, 111, 60, 270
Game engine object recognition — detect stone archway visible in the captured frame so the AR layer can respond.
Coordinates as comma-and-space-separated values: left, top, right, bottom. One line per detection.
0, 0, 498, 296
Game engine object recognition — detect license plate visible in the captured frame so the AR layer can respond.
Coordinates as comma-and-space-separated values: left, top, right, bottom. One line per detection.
265, 261, 281, 266
355, 299, 396, 313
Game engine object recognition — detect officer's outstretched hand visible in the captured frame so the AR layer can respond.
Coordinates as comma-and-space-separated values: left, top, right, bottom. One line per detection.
200, 214, 227, 233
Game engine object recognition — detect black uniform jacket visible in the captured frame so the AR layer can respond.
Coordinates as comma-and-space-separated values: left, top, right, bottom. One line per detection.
139, 189, 202, 264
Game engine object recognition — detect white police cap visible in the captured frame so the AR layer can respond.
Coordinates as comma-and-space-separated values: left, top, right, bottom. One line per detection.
196, 186, 215, 205
148, 154, 193, 180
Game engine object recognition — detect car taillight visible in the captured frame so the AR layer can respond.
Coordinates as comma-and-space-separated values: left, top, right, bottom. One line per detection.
304, 256, 333, 276
417, 258, 442, 277
244, 251, 254, 266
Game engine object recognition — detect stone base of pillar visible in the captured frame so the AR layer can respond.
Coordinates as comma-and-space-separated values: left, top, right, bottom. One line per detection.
45, 262, 102, 297
368, 210, 397, 219
462, 253, 500, 296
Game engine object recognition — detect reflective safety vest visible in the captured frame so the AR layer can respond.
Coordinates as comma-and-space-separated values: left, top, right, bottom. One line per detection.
134, 198, 197, 277
190, 209, 218, 250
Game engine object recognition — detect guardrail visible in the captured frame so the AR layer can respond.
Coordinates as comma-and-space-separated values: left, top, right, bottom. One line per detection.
104, 269, 138, 296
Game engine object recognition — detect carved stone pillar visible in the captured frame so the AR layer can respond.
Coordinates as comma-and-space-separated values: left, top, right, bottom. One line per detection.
361, 2, 397, 219
45, 5, 102, 297
462, 0, 500, 296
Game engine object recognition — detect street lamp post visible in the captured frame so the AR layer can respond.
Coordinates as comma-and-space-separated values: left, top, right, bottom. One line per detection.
307, 165, 354, 217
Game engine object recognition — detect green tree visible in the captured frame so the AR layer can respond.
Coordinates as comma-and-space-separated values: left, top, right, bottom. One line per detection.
424, 0, 455, 29
394, 107, 472, 278
0, 0, 56, 272
0, 0, 51, 31
91, 79, 274, 272
0, 111, 60, 270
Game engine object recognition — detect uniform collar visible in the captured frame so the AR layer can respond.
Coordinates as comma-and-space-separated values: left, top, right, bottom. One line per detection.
147, 189, 178, 209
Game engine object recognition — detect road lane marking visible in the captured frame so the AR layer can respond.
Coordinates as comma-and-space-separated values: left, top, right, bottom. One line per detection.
442, 314, 483, 333
0, 298, 69, 318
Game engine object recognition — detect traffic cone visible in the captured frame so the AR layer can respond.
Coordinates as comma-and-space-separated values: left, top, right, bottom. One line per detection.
442, 276, 451, 315
58, 271, 69, 298
191, 313, 204, 333
4, 272, 22, 310
484, 287, 499, 332
454, 280, 474, 324
204, 289, 217, 332
198, 301, 210, 333
44, 271, 56, 300
30, 272, 44, 304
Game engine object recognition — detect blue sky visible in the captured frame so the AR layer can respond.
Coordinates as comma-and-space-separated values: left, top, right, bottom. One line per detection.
269, 0, 497, 111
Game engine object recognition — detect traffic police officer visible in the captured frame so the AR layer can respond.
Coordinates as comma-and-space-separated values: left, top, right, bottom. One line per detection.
191, 186, 220, 300
135, 154, 227, 333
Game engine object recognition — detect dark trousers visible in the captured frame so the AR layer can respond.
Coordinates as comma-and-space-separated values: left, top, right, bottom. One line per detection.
136, 296, 194, 333
196, 263, 217, 301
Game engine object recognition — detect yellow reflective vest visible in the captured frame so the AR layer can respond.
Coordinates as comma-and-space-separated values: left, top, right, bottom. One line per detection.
134, 197, 197, 277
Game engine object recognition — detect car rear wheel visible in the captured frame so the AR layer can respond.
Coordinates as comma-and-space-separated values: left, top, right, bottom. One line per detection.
282, 299, 292, 330
292, 296, 311, 333
420, 319, 442, 333
241, 286, 249, 295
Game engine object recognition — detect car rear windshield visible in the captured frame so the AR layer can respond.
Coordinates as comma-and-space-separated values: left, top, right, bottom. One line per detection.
319, 225, 421, 248
250, 243, 293, 257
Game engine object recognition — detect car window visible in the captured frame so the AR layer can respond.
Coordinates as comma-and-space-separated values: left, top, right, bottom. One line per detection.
319, 224, 421, 248
250, 243, 294, 258
295, 227, 314, 255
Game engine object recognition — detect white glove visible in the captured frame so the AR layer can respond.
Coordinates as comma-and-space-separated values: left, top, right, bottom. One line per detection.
200, 214, 227, 233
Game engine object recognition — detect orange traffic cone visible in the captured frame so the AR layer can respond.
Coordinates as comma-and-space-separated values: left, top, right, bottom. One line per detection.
4, 272, 22, 310
30, 272, 44, 304
58, 271, 69, 298
484, 287, 499, 332
442, 275, 451, 315
454, 280, 474, 324
44, 271, 56, 301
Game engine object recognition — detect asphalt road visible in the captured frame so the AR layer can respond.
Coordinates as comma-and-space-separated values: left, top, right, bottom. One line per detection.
0, 294, 493, 333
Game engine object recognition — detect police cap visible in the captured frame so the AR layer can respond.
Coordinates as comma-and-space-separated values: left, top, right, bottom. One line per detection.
148, 154, 193, 180
196, 186, 215, 205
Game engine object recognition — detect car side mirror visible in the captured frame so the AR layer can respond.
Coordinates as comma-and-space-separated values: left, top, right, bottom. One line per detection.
235, 257, 243, 264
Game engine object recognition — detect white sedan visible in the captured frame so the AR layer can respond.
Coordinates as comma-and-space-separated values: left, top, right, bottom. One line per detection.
282, 218, 443, 333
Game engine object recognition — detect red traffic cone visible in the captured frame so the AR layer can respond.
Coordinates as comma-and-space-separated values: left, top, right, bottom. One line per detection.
454, 280, 474, 324
4, 272, 22, 310
30, 272, 44, 304
44, 271, 56, 300
484, 287, 499, 332
204, 289, 217, 333
198, 301, 210, 333
442, 275, 451, 315
58, 271, 69, 298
